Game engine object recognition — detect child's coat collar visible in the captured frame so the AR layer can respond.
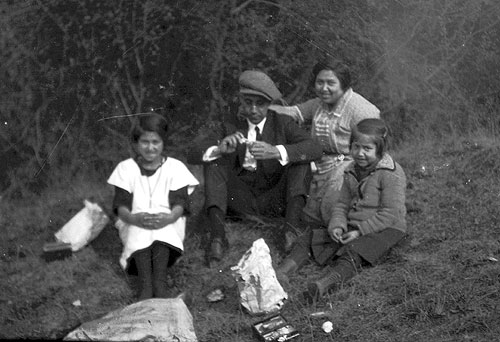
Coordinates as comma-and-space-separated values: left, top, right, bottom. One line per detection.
345, 153, 396, 174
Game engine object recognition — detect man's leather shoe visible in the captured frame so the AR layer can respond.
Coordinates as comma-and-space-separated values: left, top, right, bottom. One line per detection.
210, 238, 224, 260
207, 237, 228, 267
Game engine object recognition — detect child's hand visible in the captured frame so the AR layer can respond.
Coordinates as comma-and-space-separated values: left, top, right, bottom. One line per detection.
130, 212, 154, 229
141, 213, 177, 230
129, 213, 170, 230
329, 227, 344, 243
149, 213, 177, 229
340, 230, 360, 244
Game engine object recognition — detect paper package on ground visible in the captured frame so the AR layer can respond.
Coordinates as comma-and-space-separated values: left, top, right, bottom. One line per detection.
55, 199, 109, 251
231, 238, 288, 315
64, 298, 198, 342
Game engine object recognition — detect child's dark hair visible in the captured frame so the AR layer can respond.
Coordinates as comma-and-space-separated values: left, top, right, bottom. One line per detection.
312, 58, 352, 91
350, 118, 389, 158
131, 113, 169, 144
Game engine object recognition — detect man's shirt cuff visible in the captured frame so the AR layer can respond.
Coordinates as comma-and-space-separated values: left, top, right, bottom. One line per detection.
276, 145, 289, 165
202, 146, 221, 162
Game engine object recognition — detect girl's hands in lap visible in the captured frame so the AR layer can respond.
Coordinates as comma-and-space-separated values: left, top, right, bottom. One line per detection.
133, 212, 176, 230
146, 213, 177, 229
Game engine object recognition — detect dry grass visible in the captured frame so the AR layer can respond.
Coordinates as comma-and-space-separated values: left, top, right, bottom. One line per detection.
2, 136, 500, 341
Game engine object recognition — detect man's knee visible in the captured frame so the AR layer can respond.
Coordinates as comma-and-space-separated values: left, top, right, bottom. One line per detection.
285, 163, 312, 197
204, 162, 231, 210
203, 161, 230, 183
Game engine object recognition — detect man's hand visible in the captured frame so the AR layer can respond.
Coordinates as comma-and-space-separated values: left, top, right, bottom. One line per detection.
249, 141, 280, 159
219, 132, 245, 154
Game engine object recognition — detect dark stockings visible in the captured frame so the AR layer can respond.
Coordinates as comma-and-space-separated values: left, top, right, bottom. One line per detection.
134, 248, 154, 300
152, 243, 171, 298
133, 243, 172, 300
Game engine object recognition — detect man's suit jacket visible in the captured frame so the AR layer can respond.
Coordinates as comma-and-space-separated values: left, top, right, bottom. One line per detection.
187, 110, 323, 181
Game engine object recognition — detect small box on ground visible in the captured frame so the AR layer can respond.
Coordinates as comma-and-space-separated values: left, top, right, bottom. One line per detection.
252, 314, 299, 341
43, 241, 72, 262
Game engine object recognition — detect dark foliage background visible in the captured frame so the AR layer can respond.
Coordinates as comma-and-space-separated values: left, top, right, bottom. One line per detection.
2, 1, 500, 341
2, 0, 499, 198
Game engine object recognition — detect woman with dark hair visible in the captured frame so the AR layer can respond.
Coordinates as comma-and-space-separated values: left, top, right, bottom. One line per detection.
108, 113, 199, 300
271, 59, 380, 254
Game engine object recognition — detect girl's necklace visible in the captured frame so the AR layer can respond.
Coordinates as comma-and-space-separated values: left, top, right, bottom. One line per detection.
143, 157, 164, 208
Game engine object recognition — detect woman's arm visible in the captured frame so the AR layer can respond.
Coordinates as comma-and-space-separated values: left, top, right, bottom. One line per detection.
270, 98, 320, 125
268, 104, 303, 123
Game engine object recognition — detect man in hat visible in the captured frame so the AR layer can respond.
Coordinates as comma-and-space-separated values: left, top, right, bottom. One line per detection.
188, 70, 323, 266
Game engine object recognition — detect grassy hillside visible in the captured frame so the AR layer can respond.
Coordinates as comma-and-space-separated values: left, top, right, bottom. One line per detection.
1, 135, 500, 341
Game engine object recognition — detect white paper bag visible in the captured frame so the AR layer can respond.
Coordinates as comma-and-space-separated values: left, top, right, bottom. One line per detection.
64, 298, 198, 342
231, 238, 288, 315
55, 199, 109, 251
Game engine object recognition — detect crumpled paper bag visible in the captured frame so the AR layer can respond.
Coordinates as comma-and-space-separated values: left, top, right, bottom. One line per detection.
231, 238, 287, 315
55, 199, 109, 251
64, 298, 198, 342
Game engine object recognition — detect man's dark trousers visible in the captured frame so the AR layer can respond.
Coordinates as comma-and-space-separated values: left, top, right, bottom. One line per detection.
204, 158, 311, 240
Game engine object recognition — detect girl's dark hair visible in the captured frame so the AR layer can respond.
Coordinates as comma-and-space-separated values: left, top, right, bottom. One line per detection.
131, 113, 169, 144
350, 118, 390, 158
312, 58, 352, 91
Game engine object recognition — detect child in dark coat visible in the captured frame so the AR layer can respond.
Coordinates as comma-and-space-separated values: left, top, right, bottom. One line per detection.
277, 118, 407, 301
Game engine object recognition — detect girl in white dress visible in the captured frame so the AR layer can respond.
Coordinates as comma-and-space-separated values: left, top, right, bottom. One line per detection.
108, 113, 199, 300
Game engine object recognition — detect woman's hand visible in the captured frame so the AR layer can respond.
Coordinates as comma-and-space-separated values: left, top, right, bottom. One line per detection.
219, 132, 245, 154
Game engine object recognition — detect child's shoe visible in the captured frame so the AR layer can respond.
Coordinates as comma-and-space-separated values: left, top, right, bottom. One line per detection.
305, 267, 342, 304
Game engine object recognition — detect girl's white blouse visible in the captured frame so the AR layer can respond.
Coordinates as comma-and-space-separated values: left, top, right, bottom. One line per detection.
107, 157, 199, 269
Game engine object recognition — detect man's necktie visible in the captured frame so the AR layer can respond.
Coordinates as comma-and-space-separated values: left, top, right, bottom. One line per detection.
254, 126, 263, 171
255, 126, 262, 141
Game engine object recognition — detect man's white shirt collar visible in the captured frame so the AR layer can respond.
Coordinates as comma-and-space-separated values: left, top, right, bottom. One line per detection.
247, 118, 267, 134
